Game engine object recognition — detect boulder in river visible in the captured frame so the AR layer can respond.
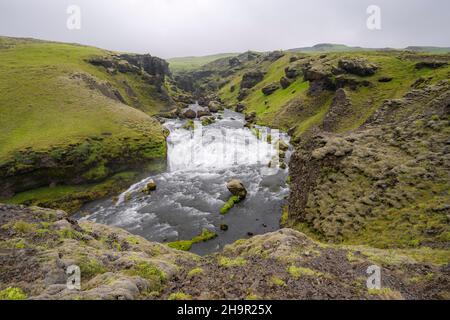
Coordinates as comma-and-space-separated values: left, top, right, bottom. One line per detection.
141, 180, 157, 194
208, 101, 222, 113
197, 109, 212, 118
226, 179, 247, 199
182, 109, 196, 119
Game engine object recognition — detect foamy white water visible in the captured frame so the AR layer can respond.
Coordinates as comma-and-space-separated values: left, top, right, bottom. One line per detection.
78, 106, 292, 255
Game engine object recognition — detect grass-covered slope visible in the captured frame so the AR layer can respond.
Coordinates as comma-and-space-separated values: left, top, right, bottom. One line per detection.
0, 37, 171, 212
217, 51, 450, 138
179, 48, 450, 254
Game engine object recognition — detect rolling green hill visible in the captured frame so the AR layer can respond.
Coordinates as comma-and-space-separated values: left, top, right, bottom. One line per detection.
167, 53, 240, 73
0, 36, 172, 212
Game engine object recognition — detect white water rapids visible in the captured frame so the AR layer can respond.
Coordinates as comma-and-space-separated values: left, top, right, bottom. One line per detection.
78, 107, 291, 255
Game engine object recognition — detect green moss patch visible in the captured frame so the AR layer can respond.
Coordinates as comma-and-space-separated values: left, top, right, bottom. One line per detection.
167, 229, 217, 251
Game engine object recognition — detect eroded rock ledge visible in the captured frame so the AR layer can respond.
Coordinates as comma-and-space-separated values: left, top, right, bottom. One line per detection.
0, 204, 448, 300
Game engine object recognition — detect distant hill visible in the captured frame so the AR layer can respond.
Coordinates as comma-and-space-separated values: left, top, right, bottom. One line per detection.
167, 53, 240, 72
288, 43, 384, 53
289, 43, 450, 53
405, 46, 450, 53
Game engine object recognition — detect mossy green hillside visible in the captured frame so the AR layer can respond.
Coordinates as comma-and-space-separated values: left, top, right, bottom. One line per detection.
218, 51, 450, 139
0, 36, 170, 208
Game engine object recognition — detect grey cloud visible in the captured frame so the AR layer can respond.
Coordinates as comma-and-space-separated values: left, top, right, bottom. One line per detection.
0, 0, 448, 58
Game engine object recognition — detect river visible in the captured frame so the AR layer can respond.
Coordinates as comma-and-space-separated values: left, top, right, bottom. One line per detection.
78, 105, 292, 255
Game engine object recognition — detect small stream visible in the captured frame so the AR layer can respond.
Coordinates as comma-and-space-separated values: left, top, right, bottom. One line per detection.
78, 105, 292, 255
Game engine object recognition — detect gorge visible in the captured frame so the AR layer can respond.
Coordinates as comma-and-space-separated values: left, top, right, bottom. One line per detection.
0, 36, 449, 300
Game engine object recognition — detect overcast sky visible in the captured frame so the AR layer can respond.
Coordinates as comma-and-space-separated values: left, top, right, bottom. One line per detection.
0, 0, 449, 58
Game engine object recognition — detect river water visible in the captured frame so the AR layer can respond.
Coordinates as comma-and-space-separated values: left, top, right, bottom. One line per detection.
78, 106, 291, 255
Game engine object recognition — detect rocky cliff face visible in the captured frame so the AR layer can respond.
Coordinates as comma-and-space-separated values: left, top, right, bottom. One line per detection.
288, 81, 450, 249
1, 204, 448, 300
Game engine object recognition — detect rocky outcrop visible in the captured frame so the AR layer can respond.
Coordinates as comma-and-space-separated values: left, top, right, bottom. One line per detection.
303, 64, 336, 95
70, 73, 126, 104
280, 76, 294, 89
1, 204, 448, 300
335, 75, 372, 90
288, 82, 450, 248
0, 204, 193, 300
338, 58, 378, 76
240, 71, 266, 89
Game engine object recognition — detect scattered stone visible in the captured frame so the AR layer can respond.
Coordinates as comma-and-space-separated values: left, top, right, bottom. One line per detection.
220, 224, 229, 231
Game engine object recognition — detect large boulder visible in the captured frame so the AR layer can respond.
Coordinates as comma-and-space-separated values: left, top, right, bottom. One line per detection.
208, 101, 222, 113
338, 58, 378, 76
262, 83, 280, 96
197, 109, 212, 118
226, 180, 247, 199
182, 109, 197, 119
241, 71, 266, 89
